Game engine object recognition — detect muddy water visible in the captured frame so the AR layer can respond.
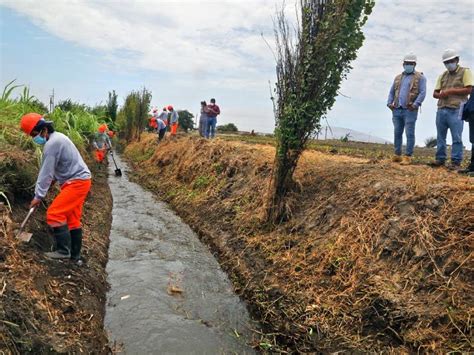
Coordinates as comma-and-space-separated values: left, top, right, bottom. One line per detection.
104, 153, 255, 354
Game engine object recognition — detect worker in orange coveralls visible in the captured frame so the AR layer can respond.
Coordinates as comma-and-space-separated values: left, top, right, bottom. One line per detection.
20, 113, 91, 263
93, 124, 111, 164
168, 105, 179, 137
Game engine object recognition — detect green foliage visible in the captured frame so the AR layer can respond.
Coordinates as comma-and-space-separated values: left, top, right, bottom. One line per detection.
340, 133, 351, 142
217, 123, 238, 132
117, 88, 152, 142
192, 175, 213, 189
56, 99, 89, 113
107, 90, 118, 123
0, 81, 102, 151
267, 0, 374, 223
425, 136, 437, 148
0, 81, 103, 199
177, 110, 194, 133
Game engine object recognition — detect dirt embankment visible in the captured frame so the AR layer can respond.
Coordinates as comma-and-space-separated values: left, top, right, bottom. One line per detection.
125, 134, 473, 353
0, 150, 112, 353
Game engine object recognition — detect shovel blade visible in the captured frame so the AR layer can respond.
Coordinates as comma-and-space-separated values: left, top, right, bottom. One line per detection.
17, 231, 33, 242
115, 169, 122, 176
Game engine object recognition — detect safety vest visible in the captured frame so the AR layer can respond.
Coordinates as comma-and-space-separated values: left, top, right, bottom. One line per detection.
438, 67, 469, 109
392, 71, 423, 107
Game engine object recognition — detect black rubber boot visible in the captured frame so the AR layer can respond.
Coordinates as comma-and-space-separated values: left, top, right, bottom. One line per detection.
45, 225, 71, 259
458, 149, 474, 175
70, 228, 83, 261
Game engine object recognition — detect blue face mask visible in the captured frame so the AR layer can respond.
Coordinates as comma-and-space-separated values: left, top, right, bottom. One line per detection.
444, 62, 457, 72
33, 134, 47, 145
403, 64, 415, 74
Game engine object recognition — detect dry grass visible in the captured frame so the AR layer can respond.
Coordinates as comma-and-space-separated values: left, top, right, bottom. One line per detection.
125, 133, 473, 352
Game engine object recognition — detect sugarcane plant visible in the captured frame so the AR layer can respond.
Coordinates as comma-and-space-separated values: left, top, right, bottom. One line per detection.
266, 0, 374, 224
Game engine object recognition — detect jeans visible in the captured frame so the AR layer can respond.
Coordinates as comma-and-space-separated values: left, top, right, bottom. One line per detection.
392, 108, 418, 156
435, 107, 464, 163
206, 117, 217, 139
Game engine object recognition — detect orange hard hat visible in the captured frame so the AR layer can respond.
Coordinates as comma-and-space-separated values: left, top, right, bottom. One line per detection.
98, 123, 108, 133
167, 105, 173, 111
20, 113, 43, 135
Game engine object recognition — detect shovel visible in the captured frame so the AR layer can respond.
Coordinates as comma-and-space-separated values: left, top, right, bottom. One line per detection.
15, 207, 36, 242
109, 150, 122, 177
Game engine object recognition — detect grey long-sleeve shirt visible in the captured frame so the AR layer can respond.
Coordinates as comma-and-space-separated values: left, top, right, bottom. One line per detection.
34, 132, 91, 200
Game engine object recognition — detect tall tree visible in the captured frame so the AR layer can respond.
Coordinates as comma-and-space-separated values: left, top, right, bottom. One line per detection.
177, 110, 194, 132
266, 0, 374, 223
107, 90, 118, 123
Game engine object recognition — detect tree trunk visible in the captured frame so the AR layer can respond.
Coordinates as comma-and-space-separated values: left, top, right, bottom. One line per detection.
266, 144, 301, 224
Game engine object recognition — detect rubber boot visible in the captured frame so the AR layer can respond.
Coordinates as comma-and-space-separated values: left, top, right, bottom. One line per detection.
45, 225, 71, 259
70, 228, 83, 261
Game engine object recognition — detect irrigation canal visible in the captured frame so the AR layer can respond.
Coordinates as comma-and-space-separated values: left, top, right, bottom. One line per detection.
104, 153, 255, 353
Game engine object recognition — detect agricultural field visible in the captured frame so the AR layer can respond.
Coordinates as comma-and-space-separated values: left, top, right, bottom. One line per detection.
218, 132, 466, 166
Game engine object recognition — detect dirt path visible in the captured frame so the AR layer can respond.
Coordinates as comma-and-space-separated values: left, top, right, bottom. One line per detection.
104, 153, 256, 353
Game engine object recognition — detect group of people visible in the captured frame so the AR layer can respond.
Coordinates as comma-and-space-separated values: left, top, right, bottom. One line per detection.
148, 105, 179, 142
198, 98, 221, 139
387, 49, 473, 175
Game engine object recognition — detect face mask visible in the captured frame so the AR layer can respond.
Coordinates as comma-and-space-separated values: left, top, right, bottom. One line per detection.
444, 62, 457, 72
403, 64, 415, 74
33, 134, 47, 145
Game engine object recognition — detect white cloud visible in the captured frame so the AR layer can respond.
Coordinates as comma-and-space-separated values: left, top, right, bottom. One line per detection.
1, 0, 278, 90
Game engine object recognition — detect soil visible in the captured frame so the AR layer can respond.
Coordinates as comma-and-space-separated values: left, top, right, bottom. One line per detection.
124, 133, 473, 353
0, 158, 112, 354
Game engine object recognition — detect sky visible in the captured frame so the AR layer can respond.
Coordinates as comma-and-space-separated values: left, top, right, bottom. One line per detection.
0, 0, 473, 145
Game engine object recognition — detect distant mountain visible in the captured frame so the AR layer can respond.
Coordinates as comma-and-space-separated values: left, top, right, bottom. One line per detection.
315, 126, 391, 144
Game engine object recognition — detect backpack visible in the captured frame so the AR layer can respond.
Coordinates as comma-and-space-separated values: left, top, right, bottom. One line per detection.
462, 87, 474, 122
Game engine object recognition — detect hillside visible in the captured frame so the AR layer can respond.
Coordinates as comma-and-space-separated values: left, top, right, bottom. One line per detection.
124, 133, 473, 352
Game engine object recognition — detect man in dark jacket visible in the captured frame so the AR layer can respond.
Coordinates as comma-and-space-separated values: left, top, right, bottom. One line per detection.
459, 88, 474, 176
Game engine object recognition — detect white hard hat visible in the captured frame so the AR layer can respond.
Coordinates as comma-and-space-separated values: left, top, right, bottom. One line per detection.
442, 49, 459, 62
403, 53, 417, 63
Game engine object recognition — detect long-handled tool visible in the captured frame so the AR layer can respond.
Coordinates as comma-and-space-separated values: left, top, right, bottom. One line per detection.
109, 150, 122, 176
15, 207, 36, 242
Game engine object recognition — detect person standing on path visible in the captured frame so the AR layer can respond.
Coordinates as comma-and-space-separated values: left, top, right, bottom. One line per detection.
387, 53, 427, 165
199, 101, 210, 137
431, 49, 473, 170
20, 113, 91, 263
93, 124, 111, 164
206, 98, 220, 139
168, 105, 179, 138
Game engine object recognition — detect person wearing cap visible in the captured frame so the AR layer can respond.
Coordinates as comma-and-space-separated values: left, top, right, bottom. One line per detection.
168, 105, 179, 137
387, 53, 427, 165
20, 113, 91, 262
93, 124, 111, 164
431, 49, 473, 169
206, 98, 220, 139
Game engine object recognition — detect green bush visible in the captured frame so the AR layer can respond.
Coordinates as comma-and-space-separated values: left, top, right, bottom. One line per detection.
217, 123, 238, 132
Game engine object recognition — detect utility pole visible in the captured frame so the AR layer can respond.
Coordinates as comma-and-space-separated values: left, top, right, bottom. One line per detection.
324, 126, 328, 140
49, 89, 55, 112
